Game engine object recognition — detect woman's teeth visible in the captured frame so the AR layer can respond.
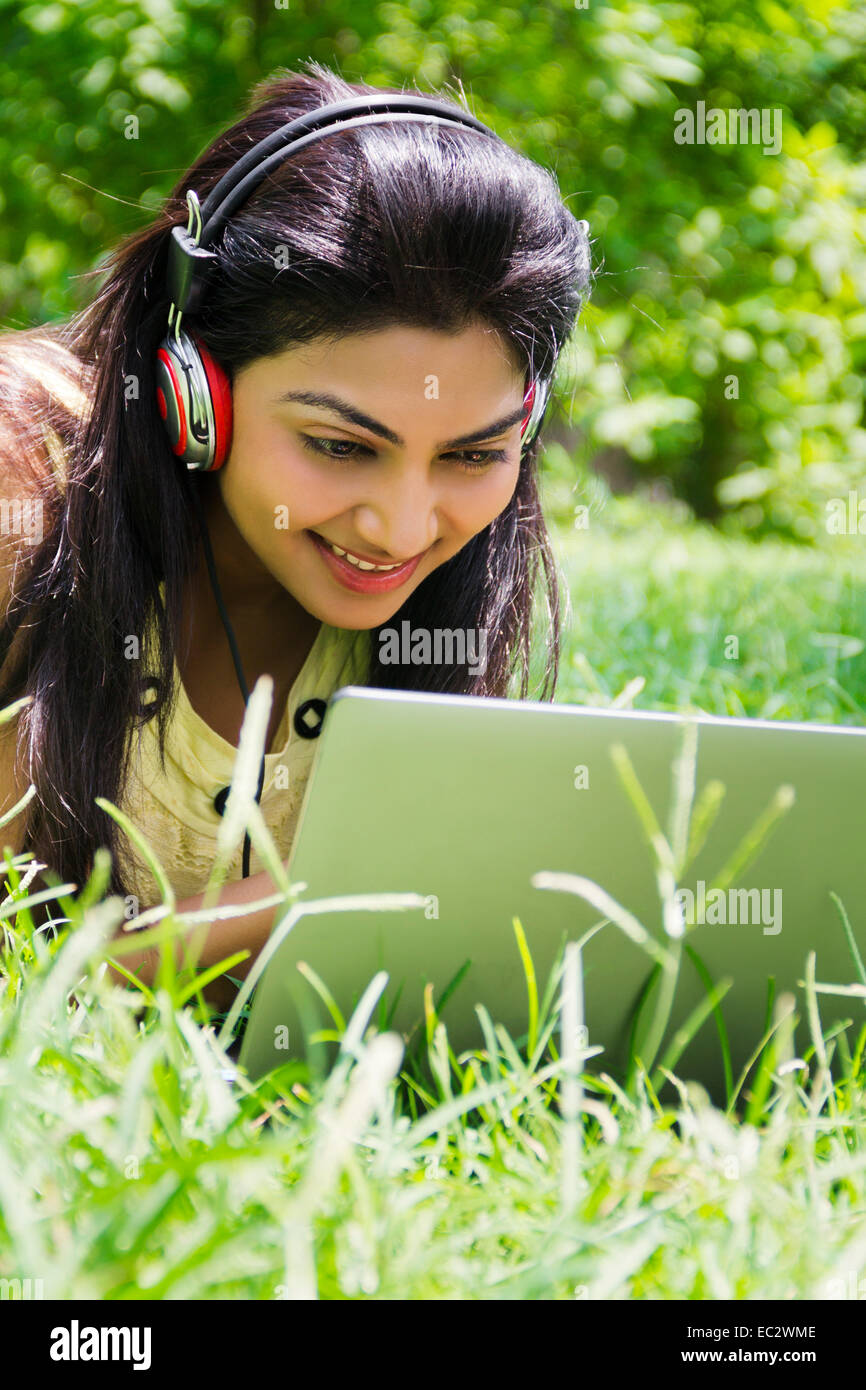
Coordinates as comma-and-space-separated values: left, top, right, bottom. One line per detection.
322, 539, 403, 571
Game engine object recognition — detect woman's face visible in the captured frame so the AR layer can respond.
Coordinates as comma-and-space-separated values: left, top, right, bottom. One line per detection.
211, 321, 528, 630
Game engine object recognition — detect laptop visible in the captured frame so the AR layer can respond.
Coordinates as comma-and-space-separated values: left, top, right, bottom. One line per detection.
237, 686, 866, 1100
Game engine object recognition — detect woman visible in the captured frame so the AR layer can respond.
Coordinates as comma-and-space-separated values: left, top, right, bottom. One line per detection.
0, 62, 592, 1009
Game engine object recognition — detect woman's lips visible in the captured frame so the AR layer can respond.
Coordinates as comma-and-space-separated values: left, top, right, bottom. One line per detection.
307, 530, 426, 593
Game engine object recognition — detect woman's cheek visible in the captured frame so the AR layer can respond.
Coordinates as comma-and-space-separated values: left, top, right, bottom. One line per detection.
457, 464, 521, 534
222, 439, 316, 534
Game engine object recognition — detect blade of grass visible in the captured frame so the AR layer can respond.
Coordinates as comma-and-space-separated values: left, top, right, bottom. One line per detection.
512, 917, 538, 1060
532, 871, 674, 969
436, 958, 473, 1018
651, 976, 733, 1094
295, 960, 347, 1034
830, 891, 866, 991
708, 784, 796, 894
682, 780, 726, 875
609, 741, 675, 877
668, 716, 699, 874
684, 943, 734, 1104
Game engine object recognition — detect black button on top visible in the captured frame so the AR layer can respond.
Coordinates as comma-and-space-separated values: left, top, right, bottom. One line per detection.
294, 697, 327, 739
213, 758, 265, 817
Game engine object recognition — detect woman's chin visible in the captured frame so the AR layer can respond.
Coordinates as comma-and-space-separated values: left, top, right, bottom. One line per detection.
281, 582, 406, 631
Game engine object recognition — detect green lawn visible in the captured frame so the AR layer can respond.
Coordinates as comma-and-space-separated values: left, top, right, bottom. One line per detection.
1, 497, 865, 1301
549, 490, 866, 724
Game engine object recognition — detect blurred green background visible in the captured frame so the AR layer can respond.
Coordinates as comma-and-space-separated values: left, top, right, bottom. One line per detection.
1, 0, 864, 547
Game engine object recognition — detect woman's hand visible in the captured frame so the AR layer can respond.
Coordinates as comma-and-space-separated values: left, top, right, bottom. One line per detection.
107, 867, 286, 1011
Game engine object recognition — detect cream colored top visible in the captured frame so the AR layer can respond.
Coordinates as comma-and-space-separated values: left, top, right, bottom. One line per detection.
117, 605, 369, 907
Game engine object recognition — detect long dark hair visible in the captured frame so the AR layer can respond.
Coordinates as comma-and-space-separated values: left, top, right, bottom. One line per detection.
0, 61, 593, 902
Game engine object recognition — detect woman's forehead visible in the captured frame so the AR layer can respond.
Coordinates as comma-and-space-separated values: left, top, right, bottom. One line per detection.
252, 321, 524, 380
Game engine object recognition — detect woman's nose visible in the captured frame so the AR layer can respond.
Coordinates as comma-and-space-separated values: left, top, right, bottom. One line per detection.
354, 478, 439, 560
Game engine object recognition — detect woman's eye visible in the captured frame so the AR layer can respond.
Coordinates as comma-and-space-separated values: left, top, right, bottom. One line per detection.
451, 448, 507, 472
300, 435, 370, 460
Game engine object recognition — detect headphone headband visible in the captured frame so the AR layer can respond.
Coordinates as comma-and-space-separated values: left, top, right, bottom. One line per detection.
200, 94, 498, 243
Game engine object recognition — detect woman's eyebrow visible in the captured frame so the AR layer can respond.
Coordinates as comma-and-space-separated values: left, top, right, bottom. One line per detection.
273, 389, 526, 449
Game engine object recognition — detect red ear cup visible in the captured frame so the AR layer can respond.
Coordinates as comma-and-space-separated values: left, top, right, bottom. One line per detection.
156, 345, 188, 458
190, 334, 233, 470
154, 331, 233, 471
519, 372, 553, 450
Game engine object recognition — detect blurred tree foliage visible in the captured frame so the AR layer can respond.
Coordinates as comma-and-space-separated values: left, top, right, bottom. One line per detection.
0, 0, 864, 543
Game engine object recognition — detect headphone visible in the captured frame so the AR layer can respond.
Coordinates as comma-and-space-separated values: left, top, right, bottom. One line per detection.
154, 95, 559, 879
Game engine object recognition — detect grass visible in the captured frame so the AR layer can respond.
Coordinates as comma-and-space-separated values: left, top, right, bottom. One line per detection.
1, 490, 866, 1301
542, 471, 866, 723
